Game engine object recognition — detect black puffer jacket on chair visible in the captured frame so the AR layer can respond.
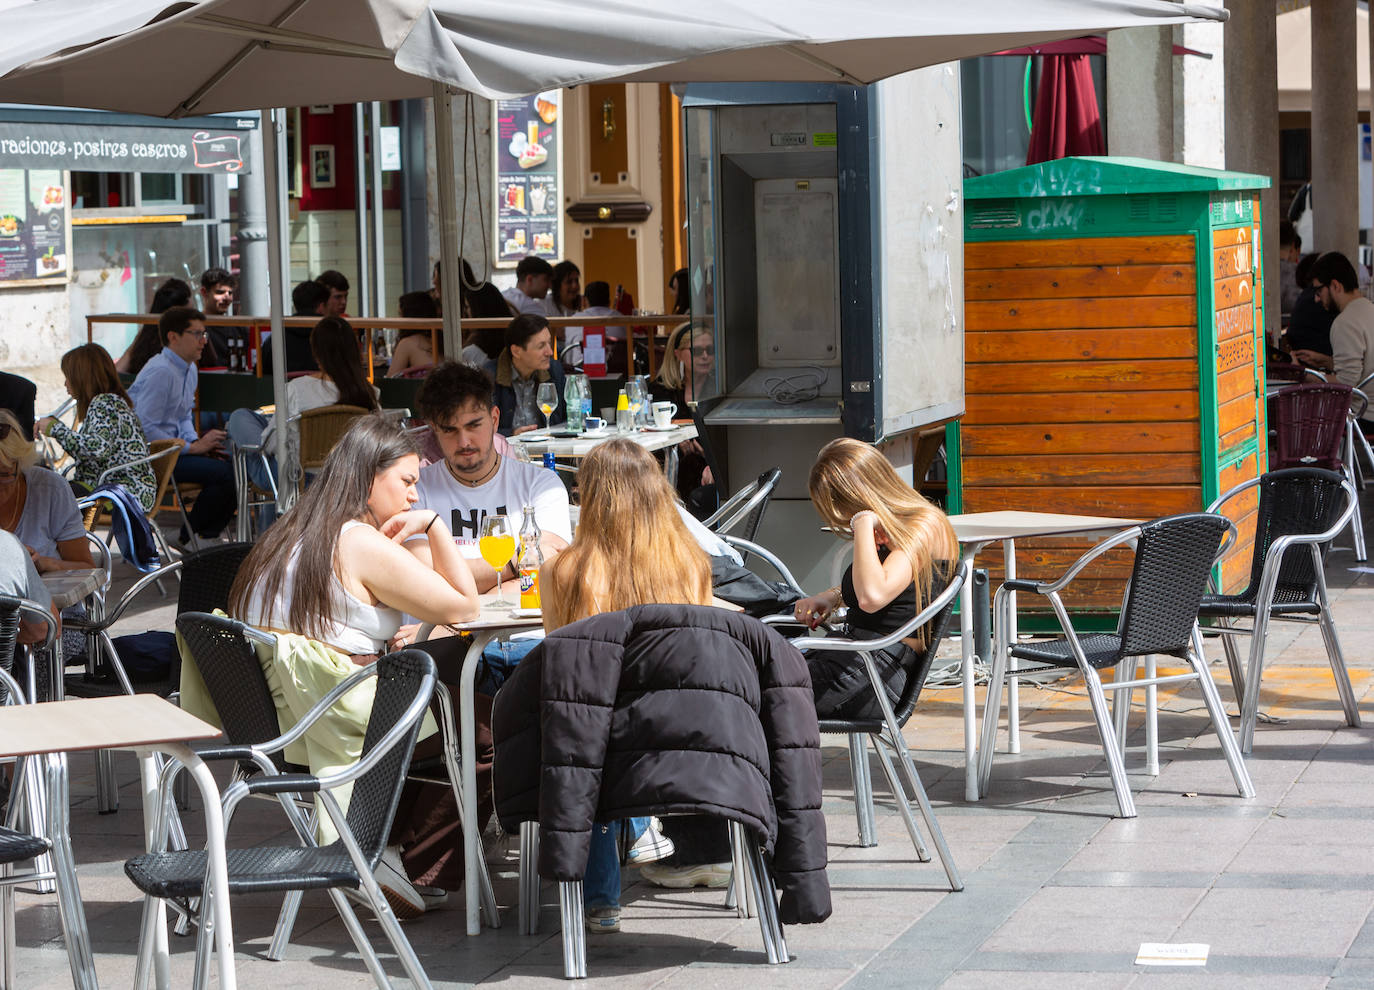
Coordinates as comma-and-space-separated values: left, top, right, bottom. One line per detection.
492, 603, 831, 924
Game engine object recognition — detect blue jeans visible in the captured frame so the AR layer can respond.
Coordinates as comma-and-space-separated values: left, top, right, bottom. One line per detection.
227, 408, 278, 528
172, 453, 237, 538
584, 817, 649, 909
478, 636, 540, 695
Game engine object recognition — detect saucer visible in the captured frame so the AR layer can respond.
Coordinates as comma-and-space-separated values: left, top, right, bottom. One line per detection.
644, 424, 680, 432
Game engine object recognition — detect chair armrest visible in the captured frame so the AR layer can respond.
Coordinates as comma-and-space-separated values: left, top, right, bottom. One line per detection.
95, 442, 179, 488
718, 535, 805, 596
188, 743, 261, 763
791, 559, 968, 654
80, 561, 184, 629
1001, 578, 1043, 594
243, 773, 322, 797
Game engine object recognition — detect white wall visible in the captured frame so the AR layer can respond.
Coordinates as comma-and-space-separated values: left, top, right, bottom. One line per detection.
0, 282, 71, 414
289, 208, 405, 314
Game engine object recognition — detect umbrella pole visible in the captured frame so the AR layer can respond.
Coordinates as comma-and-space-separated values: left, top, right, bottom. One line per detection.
433, 82, 464, 359
262, 107, 295, 513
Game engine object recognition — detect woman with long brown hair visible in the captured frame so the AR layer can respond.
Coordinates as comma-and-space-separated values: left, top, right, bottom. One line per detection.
38, 343, 156, 511
539, 437, 712, 932
228, 415, 479, 914
792, 437, 958, 718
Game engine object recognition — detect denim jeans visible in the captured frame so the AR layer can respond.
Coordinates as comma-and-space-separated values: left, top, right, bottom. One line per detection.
226, 408, 278, 529
583, 817, 649, 909
477, 636, 540, 695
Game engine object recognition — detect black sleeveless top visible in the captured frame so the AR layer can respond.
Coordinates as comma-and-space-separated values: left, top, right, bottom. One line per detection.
840, 548, 917, 640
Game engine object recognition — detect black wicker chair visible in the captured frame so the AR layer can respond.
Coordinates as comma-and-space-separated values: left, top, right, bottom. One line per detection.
0, 611, 96, 990
1198, 468, 1362, 754
66, 542, 252, 814
977, 513, 1254, 819
782, 558, 968, 893
125, 650, 439, 990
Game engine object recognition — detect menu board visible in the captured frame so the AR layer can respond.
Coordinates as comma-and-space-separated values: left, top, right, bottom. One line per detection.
492, 91, 562, 267
0, 168, 68, 285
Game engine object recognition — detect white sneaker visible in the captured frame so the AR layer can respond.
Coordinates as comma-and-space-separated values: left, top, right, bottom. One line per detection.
373, 846, 426, 919
625, 819, 675, 866
640, 861, 733, 889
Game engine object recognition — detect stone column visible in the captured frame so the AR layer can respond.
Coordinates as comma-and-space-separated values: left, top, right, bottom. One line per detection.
1311, 0, 1359, 261
1107, 27, 1175, 161
1224, 0, 1280, 341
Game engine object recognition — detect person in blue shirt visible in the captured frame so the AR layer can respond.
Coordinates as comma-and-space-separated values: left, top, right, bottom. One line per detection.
127, 306, 237, 543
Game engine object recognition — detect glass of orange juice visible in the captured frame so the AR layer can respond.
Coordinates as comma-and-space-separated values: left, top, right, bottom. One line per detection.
479, 514, 517, 606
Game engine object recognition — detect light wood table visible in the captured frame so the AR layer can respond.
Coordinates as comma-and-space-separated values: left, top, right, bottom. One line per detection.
948, 511, 1140, 802
509, 425, 697, 485
417, 596, 543, 936
0, 694, 233, 989
40, 568, 104, 610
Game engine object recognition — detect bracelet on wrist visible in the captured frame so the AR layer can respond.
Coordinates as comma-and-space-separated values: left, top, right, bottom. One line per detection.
423, 512, 440, 534
850, 510, 878, 531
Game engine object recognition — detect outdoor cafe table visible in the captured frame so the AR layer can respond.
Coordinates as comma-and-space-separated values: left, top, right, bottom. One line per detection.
0, 694, 232, 989
947, 511, 1140, 802
508, 424, 697, 485
39, 567, 105, 701
416, 595, 543, 935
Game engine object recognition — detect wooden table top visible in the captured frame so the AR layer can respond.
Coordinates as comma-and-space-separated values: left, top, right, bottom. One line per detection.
0, 695, 222, 757
40, 567, 104, 609
948, 510, 1141, 544
507, 424, 696, 458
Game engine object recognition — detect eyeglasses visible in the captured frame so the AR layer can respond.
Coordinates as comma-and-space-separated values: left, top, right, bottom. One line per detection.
176, 329, 209, 340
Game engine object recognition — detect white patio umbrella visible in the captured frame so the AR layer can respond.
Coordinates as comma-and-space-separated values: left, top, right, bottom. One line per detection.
0, 0, 1226, 509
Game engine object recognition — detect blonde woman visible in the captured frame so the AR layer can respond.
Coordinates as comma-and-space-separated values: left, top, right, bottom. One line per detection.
540, 437, 712, 932
650, 321, 715, 410
793, 437, 958, 719
0, 409, 91, 575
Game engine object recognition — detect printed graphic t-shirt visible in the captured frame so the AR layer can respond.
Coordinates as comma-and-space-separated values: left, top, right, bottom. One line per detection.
411, 455, 572, 558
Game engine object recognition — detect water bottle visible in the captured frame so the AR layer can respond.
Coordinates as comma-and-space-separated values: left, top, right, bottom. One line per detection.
574, 373, 592, 425
517, 505, 543, 609
564, 374, 584, 433
616, 390, 631, 433
542, 451, 557, 472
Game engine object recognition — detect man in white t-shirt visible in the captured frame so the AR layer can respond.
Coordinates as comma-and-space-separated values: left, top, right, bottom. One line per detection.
405, 361, 570, 590
500, 256, 555, 317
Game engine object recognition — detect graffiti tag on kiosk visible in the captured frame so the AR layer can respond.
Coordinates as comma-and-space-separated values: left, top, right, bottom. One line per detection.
1016, 160, 1105, 198
1027, 199, 1087, 232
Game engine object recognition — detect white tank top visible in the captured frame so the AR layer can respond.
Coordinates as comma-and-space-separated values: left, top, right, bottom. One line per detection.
242, 520, 402, 655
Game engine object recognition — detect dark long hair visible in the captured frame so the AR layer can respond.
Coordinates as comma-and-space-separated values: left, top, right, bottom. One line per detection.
61, 343, 133, 421
228, 416, 418, 642
310, 317, 378, 410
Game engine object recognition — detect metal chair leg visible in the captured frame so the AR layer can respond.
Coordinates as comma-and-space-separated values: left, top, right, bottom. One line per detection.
730, 821, 789, 965
95, 749, 119, 814
1189, 628, 1254, 798
847, 734, 877, 847
1219, 625, 1246, 710
1, 861, 13, 990
519, 820, 541, 935
869, 737, 931, 862
1238, 604, 1273, 755
44, 754, 97, 990
882, 733, 963, 890
1112, 657, 1137, 756
1314, 558, 1363, 729
559, 880, 587, 979
1081, 665, 1137, 818
1144, 656, 1159, 777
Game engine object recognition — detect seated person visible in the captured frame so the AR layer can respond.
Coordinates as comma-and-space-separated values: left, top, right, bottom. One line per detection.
1283, 252, 1334, 365
387, 291, 441, 377
228, 415, 481, 913
227, 317, 380, 496
539, 437, 713, 932
651, 322, 716, 516
0, 409, 92, 575
261, 281, 327, 374
38, 344, 156, 512
0, 528, 60, 645
790, 437, 957, 719
117, 278, 192, 375
484, 314, 567, 435
0, 371, 37, 441
127, 307, 236, 543
561, 280, 618, 370
501, 255, 553, 316
544, 260, 582, 319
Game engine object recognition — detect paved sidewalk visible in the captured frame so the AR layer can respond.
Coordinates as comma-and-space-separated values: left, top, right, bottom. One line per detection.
10, 538, 1374, 988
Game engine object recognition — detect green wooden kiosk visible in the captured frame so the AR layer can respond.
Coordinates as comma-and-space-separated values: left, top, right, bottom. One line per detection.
951, 157, 1270, 612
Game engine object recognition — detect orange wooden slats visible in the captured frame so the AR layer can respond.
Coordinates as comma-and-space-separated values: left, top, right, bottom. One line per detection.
963, 390, 1200, 425
965, 264, 1193, 300
965, 326, 1197, 362
1217, 333, 1256, 375
1218, 394, 1258, 438
962, 452, 1201, 487
967, 360, 1199, 394
966, 296, 1198, 331
1213, 242, 1251, 278
966, 235, 1195, 269
1212, 225, 1251, 248
962, 484, 1203, 517
1215, 302, 1253, 342
1214, 273, 1256, 310
1216, 363, 1257, 403
961, 422, 1199, 456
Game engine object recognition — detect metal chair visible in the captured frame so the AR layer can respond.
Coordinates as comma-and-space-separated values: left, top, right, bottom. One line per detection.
703, 467, 783, 546
1269, 383, 1351, 471
125, 650, 440, 990
785, 559, 968, 893
0, 603, 96, 990
1198, 468, 1362, 753
977, 513, 1254, 819
65, 542, 253, 814
298, 404, 372, 475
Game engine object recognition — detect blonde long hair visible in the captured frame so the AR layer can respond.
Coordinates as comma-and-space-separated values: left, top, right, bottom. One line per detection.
654, 321, 705, 391
0, 410, 38, 469
543, 438, 712, 631
808, 437, 957, 624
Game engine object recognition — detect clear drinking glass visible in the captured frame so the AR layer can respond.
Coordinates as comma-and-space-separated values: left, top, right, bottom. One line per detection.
536, 382, 558, 431
624, 379, 646, 427
479, 514, 517, 607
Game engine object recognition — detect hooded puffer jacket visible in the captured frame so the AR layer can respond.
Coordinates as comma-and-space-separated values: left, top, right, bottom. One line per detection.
492, 603, 831, 924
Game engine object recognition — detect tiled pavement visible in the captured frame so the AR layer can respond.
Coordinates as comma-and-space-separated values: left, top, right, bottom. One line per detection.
9, 534, 1374, 988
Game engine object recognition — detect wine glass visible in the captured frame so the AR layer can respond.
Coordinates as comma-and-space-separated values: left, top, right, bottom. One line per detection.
536, 382, 558, 432
479, 514, 517, 607
624, 379, 646, 429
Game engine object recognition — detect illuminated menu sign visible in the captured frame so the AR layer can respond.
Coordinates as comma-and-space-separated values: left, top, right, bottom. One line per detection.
0, 168, 67, 285
492, 91, 562, 267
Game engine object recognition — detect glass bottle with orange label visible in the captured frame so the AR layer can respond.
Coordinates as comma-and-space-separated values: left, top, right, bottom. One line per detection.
517, 504, 543, 609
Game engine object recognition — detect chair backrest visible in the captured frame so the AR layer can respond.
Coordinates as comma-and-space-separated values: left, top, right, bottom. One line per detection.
298, 404, 371, 470
176, 542, 253, 616
704, 467, 782, 541
1269, 383, 1351, 471
147, 438, 184, 513
343, 649, 436, 862
1234, 467, 1347, 606
890, 561, 966, 725
175, 611, 290, 767
0, 594, 55, 706
1118, 513, 1229, 658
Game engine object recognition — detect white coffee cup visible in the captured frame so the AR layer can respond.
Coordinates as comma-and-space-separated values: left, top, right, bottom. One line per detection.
651, 401, 678, 428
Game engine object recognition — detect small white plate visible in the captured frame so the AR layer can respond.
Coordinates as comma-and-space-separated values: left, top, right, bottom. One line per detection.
644, 424, 680, 432
514, 434, 551, 443
510, 607, 542, 618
